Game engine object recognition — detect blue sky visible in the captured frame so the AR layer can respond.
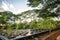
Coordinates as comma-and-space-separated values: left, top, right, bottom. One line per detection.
6, 0, 28, 8
0, 0, 39, 14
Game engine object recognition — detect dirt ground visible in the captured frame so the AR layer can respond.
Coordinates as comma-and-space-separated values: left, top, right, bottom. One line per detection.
56, 35, 60, 40
37, 30, 60, 40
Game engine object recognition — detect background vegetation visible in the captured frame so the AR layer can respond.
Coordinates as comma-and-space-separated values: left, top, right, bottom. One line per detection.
0, 0, 60, 38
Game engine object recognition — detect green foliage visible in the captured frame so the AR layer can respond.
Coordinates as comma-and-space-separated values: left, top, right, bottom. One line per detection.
6, 23, 13, 36
0, 11, 15, 37
29, 19, 57, 30
27, 0, 60, 30
27, 0, 60, 18
55, 21, 60, 29
29, 20, 38, 29
27, 0, 41, 7
0, 11, 14, 24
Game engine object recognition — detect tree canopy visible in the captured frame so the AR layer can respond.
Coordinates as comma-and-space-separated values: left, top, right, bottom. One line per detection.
27, 0, 60, 18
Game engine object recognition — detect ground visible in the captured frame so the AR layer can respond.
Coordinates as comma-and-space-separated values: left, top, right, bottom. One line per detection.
38, 29, 60, 40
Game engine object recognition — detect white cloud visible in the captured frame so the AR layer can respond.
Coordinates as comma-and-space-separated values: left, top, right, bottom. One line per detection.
0, 1, 22, 14
9, 4, 15, 13
10, 4, 14, 9
14, 6, 33, 14
0, 0, 38, 14
1, 1, 9, 10
0, 7, 4, 12
0, 1, 35, 14
1, 1, 16, 14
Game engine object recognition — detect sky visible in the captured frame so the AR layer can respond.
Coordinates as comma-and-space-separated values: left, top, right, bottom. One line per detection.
0, 0, 37, 14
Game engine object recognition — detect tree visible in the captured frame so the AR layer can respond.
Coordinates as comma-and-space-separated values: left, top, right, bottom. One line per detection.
27, 0, 60, 18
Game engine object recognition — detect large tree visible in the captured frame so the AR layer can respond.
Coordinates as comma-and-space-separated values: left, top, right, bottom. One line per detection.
27, 0, 60, 18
